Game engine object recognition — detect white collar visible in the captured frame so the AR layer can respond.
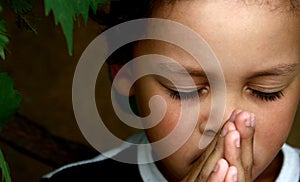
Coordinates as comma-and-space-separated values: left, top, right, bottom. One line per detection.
137, 132, 168, 182
276, 144, 300, 182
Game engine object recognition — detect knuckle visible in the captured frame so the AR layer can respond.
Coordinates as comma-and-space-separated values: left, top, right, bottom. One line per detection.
243, 164, 253, 175
197, 173, 209, 182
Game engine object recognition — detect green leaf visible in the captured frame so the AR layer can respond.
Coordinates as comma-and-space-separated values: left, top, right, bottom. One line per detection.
44, 0, 107, 56
0, 6, 9, 60
73, 0, 90, 23
45, 0, 74, 55
89, 0, 107, 14
8, 0, 35, 15
0, 150, 11, 182
2, 0, 37, 34
0, 20, 9, 60
0, 72, 21, 130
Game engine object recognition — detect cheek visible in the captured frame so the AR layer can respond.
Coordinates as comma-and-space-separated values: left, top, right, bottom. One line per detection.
134, 78, 181, 143
144, 102, 203, 179
252, 93, 298, 177
145, 103, 181, 142
255, 103, 295, 145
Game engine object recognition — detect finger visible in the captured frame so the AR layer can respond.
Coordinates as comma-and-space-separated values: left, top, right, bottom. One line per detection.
182, 111, 241, 182
234, 111, 255, 180
197, 131, 225, 180
181, 133, 220, 181
221, 120, 237, 137
208, 159, 229, 182
224, 130, 245, 182
196, 111, 239, 180
229, 109, 243, 122
197, 119, 236, 181
225, 166, 238, 182
183, 121, 230, 181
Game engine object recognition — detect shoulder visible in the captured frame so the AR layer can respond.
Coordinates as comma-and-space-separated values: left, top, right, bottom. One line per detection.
282, 143, 300, 156
294, 147, 300, 155
276, 144, 300, 182
41, 132, 147, 182
41, 156, 142, 182
285, 144, 300, 159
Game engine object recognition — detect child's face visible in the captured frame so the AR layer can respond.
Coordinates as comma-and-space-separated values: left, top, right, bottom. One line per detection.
131, 1, 300, 180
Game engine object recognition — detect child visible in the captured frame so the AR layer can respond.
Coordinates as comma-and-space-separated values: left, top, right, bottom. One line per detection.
42, 0, 300, 181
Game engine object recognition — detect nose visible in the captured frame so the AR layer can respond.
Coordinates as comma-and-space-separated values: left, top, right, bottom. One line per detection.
199, 93, 242, 135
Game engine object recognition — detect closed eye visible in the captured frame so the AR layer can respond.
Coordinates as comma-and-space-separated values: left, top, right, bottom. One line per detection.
248, 88, 284, 102
168, 87, 209, 100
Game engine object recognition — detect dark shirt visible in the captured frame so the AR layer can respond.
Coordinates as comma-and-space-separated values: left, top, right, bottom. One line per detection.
41, 146, 143, 182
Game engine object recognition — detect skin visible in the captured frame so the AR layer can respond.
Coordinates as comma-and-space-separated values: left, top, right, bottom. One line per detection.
114, 0, 300, 181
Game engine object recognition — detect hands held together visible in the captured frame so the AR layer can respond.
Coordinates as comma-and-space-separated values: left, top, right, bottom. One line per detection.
182, 110, 256, 182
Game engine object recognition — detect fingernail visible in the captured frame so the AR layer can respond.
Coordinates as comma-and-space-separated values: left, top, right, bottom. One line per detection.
245, 114, 251, 127
230, 109, 242, 122
245, 118, 251, 127
235, 137, 240, 148
229, 113, 236, 122
232, 167, 238, 182
233, 174, 238, 182
250, 113, 256, 127
214, 163, 219, 172
221, 127, 228, 137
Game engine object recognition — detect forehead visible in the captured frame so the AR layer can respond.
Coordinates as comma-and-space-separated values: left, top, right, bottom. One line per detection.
133, 1, 300, 77
150, 0, 299, 29
151, 0, 299, 12
137, 1, 300, 55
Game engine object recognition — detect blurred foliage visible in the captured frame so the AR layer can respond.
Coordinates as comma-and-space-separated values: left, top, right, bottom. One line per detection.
0, 71, 21, 130
2, 0, 37, 33
0, 0, 108, 130
0, 0, 107, 181
0, 150, 10, 182
0, 5, 9, 60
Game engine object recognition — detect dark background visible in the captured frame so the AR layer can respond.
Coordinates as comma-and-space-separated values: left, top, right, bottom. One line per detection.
0, 2, 299, 182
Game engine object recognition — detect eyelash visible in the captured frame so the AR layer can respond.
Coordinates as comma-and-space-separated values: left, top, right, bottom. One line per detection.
249, 89, 284, 102
168, 88, 284, 102
169, 89, 206, 100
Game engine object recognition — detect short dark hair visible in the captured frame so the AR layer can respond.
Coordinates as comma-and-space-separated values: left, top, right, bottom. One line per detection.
103, 0, 300, 65
101, 0, 156, 66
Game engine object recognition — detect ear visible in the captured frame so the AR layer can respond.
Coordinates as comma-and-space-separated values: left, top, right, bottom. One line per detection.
109, 64, 134, 97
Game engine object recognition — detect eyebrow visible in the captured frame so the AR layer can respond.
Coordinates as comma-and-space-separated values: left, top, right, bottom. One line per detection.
158, 62, 299, 79
158, 62, 207, 77
249, 63, 299, 78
